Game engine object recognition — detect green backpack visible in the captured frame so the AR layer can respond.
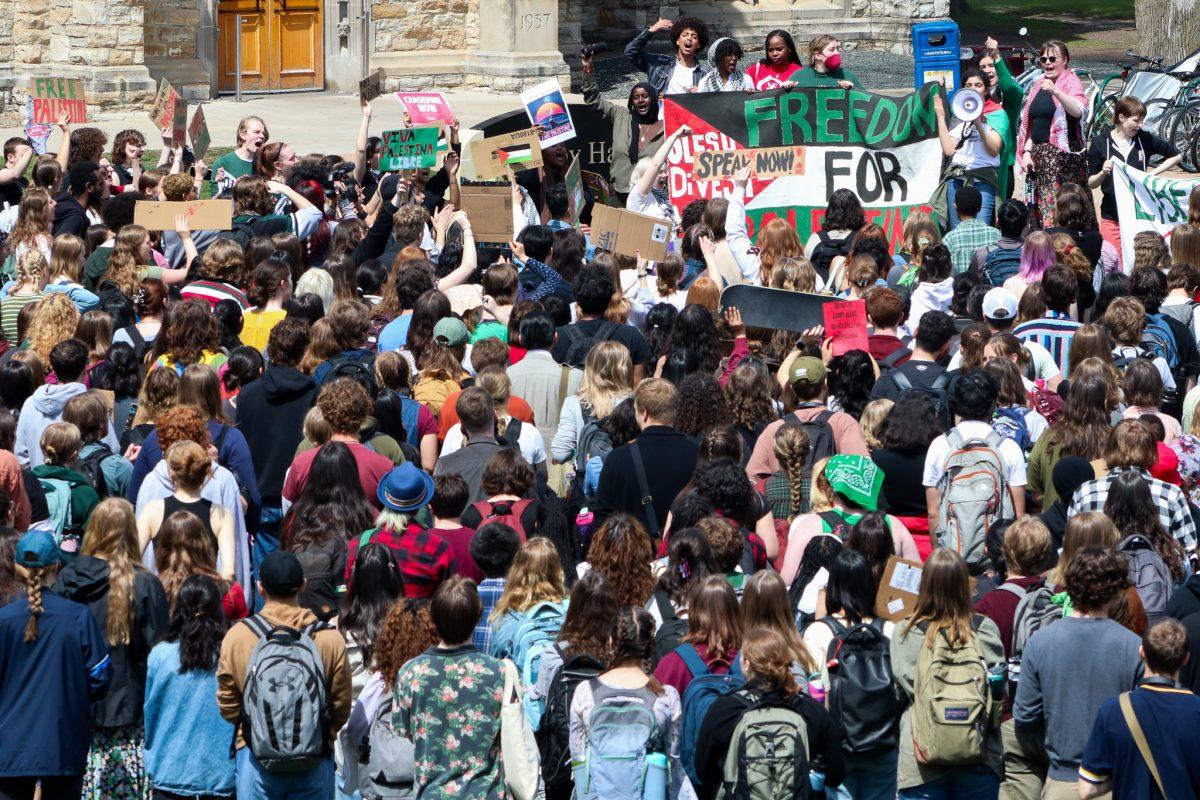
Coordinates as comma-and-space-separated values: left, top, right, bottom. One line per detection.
911, 621, 993, 767
717, 689, 811, 800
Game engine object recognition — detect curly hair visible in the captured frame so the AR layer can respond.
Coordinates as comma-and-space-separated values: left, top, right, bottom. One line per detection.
154, 405, 212, 451
587, 514, 656, 608
199, 238, 246, 285
8, 188, 53, 258
111, 129, 146, 167
827, 350, 874, 420
666, 305, 721, 374
159, 298, 221, 367
1063, 545, 1131, 614
725, 363, 778, 430
27, 293, 79, 366
675, 372, 730, 437
317, 377, 372, 435
670, 15, 710, 50
373, 600, 438, 690
694, 457, 757, 528
68, 127, 107, 167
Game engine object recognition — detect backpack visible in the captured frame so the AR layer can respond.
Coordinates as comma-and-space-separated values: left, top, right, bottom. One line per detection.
35, 475, 80, 552
412, 375, 459, 416
95, 282, 136, 329
879, 346, 911, 371
891, 369, 952, 421
560, 321, 620, 369
990, 406, 1032, 452
715, 689, 812, 800
569, 409, 615, 507
536, 647, 605, 798
1026, 380, 1063, 425
293, 544, 343, 621
817, 510, 853, 541
576, 680, 664, 800
321, 351, 378, 391
679, 643, 745, 785
782, 405, 838, 471
120, 324, 149, 363
217, 217, 260, 249
499, 417, 525, 454
1118, 534, 1173, 623
651, 589, 688, 663
983, 246, 1022, 287
934, 429, 1013, 570
911, 618, 993, 766
360, 692, 415, 799
471, 498, 535, 542
239, 615, 331, 772
1142, 313, 1180, 369
508, 600, 569, 729
810, 231, 855, 281
999, 580, 1062, 698
822, 617, 900, 753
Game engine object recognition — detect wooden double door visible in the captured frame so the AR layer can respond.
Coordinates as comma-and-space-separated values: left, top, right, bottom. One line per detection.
217, 0, 323, 92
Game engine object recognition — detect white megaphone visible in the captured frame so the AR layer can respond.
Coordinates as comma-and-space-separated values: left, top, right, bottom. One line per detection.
951, 88, 984, 121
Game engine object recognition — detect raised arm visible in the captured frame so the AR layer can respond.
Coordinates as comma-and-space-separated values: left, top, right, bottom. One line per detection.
625, 19, 673, 72
0, 142, 33, 184
266, 179, 315, 211
353, 99, 372, 185
632, 124, 690, 198
436, 211, 477, 291
725, 166, 762, 283
934, 93, 958, 157
53, 111, 71, 174
174, 213, 199, 274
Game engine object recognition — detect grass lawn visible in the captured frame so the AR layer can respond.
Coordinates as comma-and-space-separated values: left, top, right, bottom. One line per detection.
954, 0, 1135, 59
137, 146, 234, 199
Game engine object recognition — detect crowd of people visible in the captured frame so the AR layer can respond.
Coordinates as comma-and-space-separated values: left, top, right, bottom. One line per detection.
0, 15, 1199, 800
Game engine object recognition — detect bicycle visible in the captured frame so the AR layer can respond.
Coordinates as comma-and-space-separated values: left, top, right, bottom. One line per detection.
1087, 51, 1168, 140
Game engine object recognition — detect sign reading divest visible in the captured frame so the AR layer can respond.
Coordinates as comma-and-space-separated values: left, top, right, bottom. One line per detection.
1113, 162, 1200, 267
664, 85, 943, 248
31, 78, 87, 124
379, 127, 439, 171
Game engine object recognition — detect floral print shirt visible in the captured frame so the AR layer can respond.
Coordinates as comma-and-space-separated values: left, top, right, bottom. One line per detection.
393, 644, 507, 799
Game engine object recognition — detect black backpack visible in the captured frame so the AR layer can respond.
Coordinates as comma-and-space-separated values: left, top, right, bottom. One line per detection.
96, 282, 136, 329
810, 231, 855, 281
652, 589, 688, 663
879, 347, 911, 371
559, 321, 620, 369
499, 417, 524, 454
77, 443, 117, 500
536, 646, 606, 800
891, 368, 951, 421
320, 351, 378, 392
783, 404, 838, 470
822, 617, 900, 753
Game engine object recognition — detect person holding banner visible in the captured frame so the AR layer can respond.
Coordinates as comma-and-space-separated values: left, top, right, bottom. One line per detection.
745, 30, 803, 91
1086, 97, 1181, 265
581, 49, 664, 196
623, 16, 711, 96
627, 125, 691, 225
793, 35, 860, 89
934, 70, 1007, 228
1017, 40, 1088, 230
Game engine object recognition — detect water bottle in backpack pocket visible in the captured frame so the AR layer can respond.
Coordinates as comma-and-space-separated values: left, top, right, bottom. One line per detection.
575, 681, 665, 800
999, 580, 1063, 700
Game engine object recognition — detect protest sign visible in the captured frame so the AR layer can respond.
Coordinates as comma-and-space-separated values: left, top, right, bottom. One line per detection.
565, 153, 585, 226
379, 127, 439, 171
459, 186, 515, 243
397, 92, 455, 125
589, 205, 670, 262
149, 79, 180, 131
1113, 162, 1200, 267
824, 298, 869, 356
30, 78, 86, 124
664, 85, 943, 249
359, 69, 384, 103
720, 285, 842, 333
470, 128, 543, 180
172, 98, 188, 149
520, 78, 576, 149
479, 104, 613, 182
875, 556, 924, 621
693, 145, 807, 182
134, 199, 233, 231
189, 105, 211, 160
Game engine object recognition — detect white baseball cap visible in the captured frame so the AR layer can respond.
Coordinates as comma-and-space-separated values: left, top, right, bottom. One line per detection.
982, 287, 1018, 321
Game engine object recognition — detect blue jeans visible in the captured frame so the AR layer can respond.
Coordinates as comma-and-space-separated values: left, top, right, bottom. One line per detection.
899, 765, 1000, 800
828, 749, 898, 800
250, 506, 283, 611
235, 748, 334, 800
948, 178, 997, 228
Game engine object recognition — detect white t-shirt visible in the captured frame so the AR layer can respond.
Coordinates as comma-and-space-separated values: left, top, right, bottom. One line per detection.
923, 420, 1028, 489
947, 339, 1061, 383
441, 419, 547, 467
666, 63, 695, 95
949, 120, 1001, 169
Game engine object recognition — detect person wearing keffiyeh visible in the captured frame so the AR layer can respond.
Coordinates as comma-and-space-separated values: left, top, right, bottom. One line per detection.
699, 38, 753, 93
581, 48, 666, 196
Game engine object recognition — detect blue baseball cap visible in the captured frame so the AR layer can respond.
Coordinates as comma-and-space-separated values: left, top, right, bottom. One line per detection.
16, 530, 60, 568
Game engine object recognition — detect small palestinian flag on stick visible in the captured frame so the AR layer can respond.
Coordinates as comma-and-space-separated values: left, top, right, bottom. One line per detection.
498, 143, 533, 168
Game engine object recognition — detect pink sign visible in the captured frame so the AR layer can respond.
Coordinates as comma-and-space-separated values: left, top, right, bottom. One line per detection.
396, 92, 454, 125
823, 299, 869, 357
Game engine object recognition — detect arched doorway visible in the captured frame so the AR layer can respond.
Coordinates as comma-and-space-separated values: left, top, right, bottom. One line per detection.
216, 0, 324, 92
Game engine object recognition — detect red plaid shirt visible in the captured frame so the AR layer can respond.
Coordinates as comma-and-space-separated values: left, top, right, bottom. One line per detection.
345, 522, 455, 599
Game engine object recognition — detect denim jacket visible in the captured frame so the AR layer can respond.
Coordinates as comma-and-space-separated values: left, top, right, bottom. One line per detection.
624, 27, 710, 95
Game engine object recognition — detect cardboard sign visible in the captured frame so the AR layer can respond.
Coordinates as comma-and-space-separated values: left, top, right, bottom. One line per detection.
359, 69, 384, 103
397, 91, 455, 125
875, 556, 924, 622
459, 185, 515, 243
149, 79, 180, 131
470, 128, 543, 180
134, 199, 233, 231
521, 77, 577, 149
172, 98, 188, 149
565, 153, 585, 226
30, 77, 86, 124
188, 105, 211, 160
719, 285, 843, 333
693, 146, 807, 182
823, 298, 869, 357
589, 205, 670, 262
379, 127, 439, 171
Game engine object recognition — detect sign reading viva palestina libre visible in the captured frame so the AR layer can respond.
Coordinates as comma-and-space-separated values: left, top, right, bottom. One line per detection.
664, 84, 944, 246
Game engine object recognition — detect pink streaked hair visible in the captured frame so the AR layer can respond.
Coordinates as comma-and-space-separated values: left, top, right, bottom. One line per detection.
1019, 231, 1056, 283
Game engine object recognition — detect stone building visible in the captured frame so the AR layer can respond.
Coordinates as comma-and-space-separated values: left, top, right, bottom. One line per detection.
0, 0, 947, 121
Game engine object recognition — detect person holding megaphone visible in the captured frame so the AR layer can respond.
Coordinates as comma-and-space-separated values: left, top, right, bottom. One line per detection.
933, 69, 1009, 228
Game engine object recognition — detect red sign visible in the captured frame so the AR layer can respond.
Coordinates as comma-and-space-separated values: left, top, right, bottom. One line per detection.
396, 92, 455, 125
823, 299, 869, 357
31, 78, 86, 124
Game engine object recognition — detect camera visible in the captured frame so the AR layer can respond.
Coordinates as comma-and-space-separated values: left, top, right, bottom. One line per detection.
323, 162, 357, 194
581, 42, 609, 58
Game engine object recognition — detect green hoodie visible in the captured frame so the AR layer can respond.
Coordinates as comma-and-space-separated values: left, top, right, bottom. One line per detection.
31, 464, 100, 531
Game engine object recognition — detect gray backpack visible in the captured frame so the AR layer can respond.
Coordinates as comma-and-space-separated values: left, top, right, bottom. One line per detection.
716, 689, 811, 800
577, 681, 663, 800
1000, 581, 1062, 698
935, 429, 1013, 569
1118, 534, 1173, 623
240, 616, 331, 772
360, 693, 415, 799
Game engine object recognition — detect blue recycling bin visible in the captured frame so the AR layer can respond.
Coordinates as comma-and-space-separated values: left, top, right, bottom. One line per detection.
913, 21, 961, 92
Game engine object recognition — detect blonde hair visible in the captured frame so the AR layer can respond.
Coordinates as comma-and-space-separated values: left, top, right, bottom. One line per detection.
490, 537, 567, 622
8, 188, 53, 256
81, 498, 143, 646
1052, 232, 1092, 283
165, 440, 212, 492
741, 626, 802, 695
104, 225, 150, 297
773, 424, 811, 521
901, 211, 940, 262
49, 234, 86, 283
28, 293, 80, 366
14, 249, 47, 290
235, 115, 269, 148
807, 34, 837, 66
859, 398, 893, 450
302, 405, 332, 445
577, 340, 634, 419
770, 257, 818, 293
809, 456, 835, 512
39, 421, 81, 466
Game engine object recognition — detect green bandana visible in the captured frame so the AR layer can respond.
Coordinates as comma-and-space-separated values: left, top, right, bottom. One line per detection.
824, 454, 884, 512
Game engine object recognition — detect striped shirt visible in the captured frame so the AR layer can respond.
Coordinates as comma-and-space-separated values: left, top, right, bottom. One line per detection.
1013, 311, 1081, 374
181, 280, 251, 310
0, 291, 42, 344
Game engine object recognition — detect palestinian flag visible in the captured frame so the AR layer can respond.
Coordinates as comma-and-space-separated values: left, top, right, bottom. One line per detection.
498, 144, 533, 167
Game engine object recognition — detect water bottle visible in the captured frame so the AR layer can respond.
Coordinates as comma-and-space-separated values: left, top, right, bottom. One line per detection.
644, 752, 668, 800
987, 663, 1008, 702
809, 770, 826, 792
808, 674, 825, 704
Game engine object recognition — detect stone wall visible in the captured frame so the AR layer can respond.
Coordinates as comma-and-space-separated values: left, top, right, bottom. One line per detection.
145, 0, 200, 62
374, 0, 480, 62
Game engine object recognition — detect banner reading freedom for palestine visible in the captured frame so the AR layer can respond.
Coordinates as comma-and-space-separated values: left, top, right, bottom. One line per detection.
1113, 162, 1200, 267
664, 84, 943, 246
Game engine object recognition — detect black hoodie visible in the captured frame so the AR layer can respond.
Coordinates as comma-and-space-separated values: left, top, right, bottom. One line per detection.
234, 365, 318, 504
54, 555, 169, 729
1167, 574, 1200, 621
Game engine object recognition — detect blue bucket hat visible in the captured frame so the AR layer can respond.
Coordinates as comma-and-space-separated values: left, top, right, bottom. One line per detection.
377, 462, 435, 513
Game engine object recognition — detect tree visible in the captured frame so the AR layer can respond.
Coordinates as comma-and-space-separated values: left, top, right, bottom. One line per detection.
1137, 0, 1200, 63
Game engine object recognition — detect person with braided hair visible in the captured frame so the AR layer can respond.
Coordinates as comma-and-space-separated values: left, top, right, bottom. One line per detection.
0, 530, 111, 799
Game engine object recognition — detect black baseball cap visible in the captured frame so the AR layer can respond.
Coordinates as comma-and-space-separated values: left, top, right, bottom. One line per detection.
259, 550, 304, 596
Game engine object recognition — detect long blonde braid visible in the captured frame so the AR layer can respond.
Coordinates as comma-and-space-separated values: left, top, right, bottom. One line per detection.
22, 566, 44, 643
773, 424, 810, 520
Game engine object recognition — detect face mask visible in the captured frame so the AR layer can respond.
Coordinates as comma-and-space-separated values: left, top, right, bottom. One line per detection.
825, 53, 842, 70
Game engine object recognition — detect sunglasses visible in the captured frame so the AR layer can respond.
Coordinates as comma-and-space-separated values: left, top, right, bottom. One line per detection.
1039, 55, 1059, 64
